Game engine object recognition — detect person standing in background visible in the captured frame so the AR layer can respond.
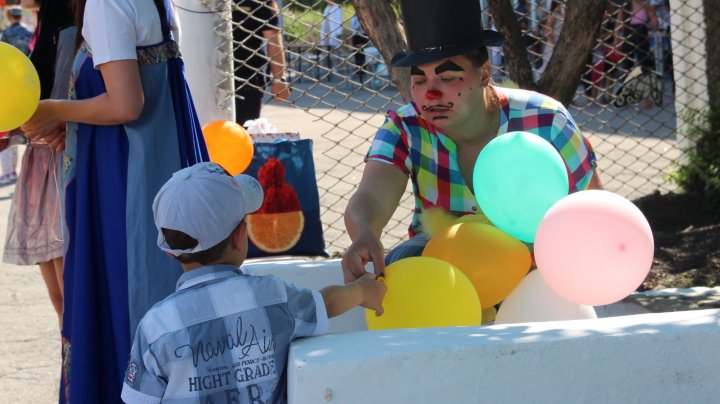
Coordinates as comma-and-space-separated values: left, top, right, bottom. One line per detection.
320, 0, 343, 81
588, 0, 626, 106
3, 0, 73, 333
320, 0, 343, 48
537, 0, 565, 77
1, 5, 32, 54
233, 0, 291, 126
649, 0, 672, 81
0, 6, 33, 185
624, 0, 658, 73
486, 14, 504, 81
350, 13, 369, 84
623, 0, 658, 108
21, 0, 209, 401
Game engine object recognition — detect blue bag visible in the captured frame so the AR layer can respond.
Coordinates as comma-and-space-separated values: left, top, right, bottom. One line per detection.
244, 139, 328, 258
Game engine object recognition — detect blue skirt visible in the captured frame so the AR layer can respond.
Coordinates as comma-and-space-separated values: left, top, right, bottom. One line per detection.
59, 40, 208, 403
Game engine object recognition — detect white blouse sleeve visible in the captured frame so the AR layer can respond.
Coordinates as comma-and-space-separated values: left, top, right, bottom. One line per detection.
84, 0, 138, 67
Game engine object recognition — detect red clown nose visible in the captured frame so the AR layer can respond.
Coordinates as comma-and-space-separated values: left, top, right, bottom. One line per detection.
426, 90, 442, 100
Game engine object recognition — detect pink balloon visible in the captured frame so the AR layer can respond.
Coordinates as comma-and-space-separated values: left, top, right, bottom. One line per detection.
534, 190, 654, 306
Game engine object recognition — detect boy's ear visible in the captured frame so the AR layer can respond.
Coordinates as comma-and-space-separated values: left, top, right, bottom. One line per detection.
232, 220, 248, 248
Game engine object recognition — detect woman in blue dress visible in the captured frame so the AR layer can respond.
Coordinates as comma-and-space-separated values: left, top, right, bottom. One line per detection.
22, 0, 208, 401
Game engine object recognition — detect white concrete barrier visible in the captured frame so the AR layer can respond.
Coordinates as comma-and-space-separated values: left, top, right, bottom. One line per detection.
242, 259, 720, 403
243, 258, 369, 333
287, 309, 720, 403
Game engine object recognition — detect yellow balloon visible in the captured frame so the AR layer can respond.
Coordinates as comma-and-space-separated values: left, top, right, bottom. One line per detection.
0, 43, 40, 131
365, 257, 482, 330
422, 223, 531, 309
202, 120, 254, 175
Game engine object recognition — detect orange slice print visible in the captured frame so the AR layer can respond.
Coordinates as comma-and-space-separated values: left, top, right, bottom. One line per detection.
247, 211, 305, 253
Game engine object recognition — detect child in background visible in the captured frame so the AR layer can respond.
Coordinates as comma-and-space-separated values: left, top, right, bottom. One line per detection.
0, 5, 33, 185
121, 162, 386, 403
3, 0, 74, 330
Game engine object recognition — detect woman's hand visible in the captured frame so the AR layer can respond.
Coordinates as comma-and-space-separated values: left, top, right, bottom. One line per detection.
42, 123, 67, 152
21, 100, 65, 141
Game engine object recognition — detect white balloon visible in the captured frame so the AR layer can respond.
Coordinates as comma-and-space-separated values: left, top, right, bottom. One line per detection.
495, 271, 597, 325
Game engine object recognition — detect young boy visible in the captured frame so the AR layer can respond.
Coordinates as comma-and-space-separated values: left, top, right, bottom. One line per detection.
121, 162, 386, 403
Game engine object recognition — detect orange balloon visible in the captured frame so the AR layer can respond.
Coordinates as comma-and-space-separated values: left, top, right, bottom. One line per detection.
422, 222, 531, 308
202, 120, 254, 175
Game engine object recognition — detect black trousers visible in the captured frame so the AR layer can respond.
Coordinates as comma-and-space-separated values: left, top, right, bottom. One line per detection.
351, 34, 370, 78
235, 87, 263, 126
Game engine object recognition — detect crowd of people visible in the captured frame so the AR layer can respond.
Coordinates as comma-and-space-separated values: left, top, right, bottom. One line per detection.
0, 0, 681, 402
487, 0, 673, 108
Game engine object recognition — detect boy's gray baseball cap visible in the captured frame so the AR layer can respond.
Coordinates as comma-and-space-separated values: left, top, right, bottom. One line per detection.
153, 162, 264, 256
8, 6, 23, 17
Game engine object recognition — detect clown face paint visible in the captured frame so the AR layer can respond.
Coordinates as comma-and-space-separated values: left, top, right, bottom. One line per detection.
410, 56, 487, 131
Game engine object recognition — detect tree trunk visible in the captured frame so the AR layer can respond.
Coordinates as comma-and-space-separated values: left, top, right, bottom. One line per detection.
486, 0, 536, 91
703, 0, 720, 107
351, 0, 412, 102
488, 0, 607, 106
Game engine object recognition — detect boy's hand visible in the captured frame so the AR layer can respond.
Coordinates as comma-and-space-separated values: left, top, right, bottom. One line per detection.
354, 274, 387, 316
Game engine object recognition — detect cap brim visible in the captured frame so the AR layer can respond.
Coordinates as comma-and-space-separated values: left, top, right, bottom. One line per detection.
391, 31, 506, 67
234, 174, 264, 213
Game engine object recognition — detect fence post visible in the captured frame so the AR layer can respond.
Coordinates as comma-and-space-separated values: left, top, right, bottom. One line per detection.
175, 0, 235, 125
669, 0, 709, 155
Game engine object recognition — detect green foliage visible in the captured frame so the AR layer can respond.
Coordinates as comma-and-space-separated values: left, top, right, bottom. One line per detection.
283, 7, 324, 45
282, 3, 358, 46
291, 0, 324, 10
672, 103, 720, 208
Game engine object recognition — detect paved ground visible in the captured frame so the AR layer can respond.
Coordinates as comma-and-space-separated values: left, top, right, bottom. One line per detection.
0, 146, 61, 403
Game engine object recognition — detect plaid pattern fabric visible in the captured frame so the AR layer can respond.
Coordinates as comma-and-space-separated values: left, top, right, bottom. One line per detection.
121, 265, 327, 403
367, 86, 597, 238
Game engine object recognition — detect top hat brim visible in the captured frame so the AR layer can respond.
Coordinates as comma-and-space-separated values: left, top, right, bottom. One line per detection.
390, 30, 506, 68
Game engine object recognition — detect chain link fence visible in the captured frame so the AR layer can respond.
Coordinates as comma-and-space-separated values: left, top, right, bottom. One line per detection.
208, 0, 708, 256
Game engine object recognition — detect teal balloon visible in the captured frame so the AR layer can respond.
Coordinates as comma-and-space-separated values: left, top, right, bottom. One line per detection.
473, 131, 569, 242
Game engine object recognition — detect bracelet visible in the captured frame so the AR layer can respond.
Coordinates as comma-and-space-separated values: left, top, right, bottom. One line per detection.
272, 77, 287, 83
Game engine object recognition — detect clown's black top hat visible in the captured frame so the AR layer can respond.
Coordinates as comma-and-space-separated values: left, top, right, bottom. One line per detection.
391, 0, 506, 67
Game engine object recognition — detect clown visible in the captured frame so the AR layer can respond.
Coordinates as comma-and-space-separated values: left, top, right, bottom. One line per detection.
342, 0, 603, 283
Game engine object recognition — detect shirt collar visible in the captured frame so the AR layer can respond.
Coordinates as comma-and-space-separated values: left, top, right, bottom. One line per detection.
176, 264, 243, 291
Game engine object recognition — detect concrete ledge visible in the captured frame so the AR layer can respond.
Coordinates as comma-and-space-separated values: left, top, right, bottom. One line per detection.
243, 259, 720, 403
288, 309, 720, 403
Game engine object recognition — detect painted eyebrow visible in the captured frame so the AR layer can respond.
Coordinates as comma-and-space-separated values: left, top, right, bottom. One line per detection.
410, 66, 425, 76
435, 61, 464, 74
